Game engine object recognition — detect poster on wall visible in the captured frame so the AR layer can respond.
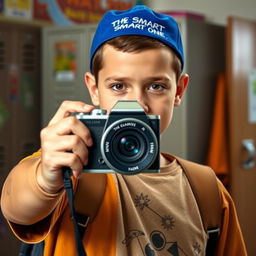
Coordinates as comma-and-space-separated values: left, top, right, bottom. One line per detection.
53, 41, 77, 82
33, 0, 135, 25
4, 0, 32, 19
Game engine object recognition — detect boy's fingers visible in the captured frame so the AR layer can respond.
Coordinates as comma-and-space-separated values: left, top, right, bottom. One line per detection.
42, 134, 90, 166
43, 116, 93, 147
48, 101, 94, 126
43, 151, 84, 175
73, 170, 83, 179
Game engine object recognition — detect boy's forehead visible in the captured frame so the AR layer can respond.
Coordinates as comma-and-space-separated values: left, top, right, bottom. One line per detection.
102, 43, 175, 62
99, 45, 177, 78
90, 5, 184, 71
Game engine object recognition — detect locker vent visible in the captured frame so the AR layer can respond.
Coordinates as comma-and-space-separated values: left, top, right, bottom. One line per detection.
22, 44, 36, 72
0, 41, 5, 70
0, 145, 5, 169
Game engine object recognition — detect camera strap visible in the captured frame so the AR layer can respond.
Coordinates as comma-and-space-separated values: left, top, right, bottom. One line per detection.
63, 167, 88, 256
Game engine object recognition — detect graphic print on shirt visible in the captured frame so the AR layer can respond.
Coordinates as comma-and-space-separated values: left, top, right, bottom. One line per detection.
134, 193, 175, 231
121, 192, 202, 256
122, 229, 189, 256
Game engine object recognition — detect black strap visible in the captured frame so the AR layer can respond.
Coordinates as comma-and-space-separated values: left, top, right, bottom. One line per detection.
76, 212, 90, 238
19, 242, 34, 256
206, 228, 220, 256
63, 168, 87, 256
19, 241, 44, 256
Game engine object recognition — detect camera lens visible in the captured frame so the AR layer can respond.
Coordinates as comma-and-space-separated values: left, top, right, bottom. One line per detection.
101, 118, 158, 175
120, 137, 139, 156
112, 131, 146, 163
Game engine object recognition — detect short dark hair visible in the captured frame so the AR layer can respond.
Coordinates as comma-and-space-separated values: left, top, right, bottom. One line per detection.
91, 35, 182, 83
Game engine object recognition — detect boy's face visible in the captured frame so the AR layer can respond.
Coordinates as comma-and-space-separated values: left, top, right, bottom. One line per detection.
85, 45, 188, 134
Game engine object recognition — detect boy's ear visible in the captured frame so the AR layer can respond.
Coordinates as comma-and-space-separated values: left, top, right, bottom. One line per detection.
84, 72, 100, 106
174, 74, 189, 106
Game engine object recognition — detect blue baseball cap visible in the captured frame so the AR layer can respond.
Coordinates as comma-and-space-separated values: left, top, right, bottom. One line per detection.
90, 5, 184, 71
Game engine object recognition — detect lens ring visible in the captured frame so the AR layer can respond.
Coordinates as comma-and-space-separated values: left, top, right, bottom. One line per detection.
101, 118, 158, 174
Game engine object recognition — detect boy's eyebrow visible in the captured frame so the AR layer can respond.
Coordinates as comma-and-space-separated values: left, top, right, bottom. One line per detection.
104, 75, 171, 83
104, 76, 129, 82
143, 76, 172, 83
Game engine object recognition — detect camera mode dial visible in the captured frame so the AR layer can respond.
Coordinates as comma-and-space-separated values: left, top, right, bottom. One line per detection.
91, 109, 107, 116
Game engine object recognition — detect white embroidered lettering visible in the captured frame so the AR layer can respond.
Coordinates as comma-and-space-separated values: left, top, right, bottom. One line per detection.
111, 17, 166, 38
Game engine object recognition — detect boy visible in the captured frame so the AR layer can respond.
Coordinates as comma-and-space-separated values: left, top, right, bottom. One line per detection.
1, 5, 247, 256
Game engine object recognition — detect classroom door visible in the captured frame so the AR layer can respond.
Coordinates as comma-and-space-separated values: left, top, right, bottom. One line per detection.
227, 16, 256, 256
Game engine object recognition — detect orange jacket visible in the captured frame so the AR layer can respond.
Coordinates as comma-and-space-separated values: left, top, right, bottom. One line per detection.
1, 152, 247, 255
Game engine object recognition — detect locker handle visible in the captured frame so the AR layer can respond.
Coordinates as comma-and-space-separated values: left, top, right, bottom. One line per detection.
242, 139, 255, 169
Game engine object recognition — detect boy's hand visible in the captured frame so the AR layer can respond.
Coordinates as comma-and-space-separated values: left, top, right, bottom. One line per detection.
38, 101, 94, 193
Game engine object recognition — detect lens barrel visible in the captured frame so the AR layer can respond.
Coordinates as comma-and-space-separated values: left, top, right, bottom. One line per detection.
101, 118, 158, 174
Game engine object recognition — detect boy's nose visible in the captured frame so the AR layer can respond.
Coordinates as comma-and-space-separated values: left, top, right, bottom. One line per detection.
137, 99, 149, 113
127, 92, 149, 113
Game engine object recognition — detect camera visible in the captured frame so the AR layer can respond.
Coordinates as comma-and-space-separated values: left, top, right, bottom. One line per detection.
73, 100, 160, 175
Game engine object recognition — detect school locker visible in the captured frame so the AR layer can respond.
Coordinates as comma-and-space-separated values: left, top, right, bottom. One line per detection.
0, 21, 41, 256
161, 17, 225, 163
0, 23, 12, 189
42, 25, 97, 126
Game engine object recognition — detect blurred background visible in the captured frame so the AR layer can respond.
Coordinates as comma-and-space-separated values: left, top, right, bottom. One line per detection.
0, 0, 255, 255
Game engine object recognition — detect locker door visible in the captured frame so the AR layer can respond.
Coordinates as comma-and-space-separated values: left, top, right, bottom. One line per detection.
227, 16, 256, 255
0, 23, 12, 183
0, 22, 42, 256
0, 22, 20, 256
0, 24, 15, 255
42, 25, 96, 126
11, 25, 41, 166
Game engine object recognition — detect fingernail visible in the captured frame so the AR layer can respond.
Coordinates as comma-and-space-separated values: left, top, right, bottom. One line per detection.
83, 105, 92, 111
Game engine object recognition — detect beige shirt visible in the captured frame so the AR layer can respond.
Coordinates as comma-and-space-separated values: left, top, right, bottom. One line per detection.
114, 159, 207, 255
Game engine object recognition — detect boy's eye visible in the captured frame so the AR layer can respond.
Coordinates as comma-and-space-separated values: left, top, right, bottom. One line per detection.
111, 83, 125, 91
148, 84, 165, 91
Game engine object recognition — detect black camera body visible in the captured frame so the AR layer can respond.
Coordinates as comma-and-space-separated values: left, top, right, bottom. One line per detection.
73, 100, 160, 175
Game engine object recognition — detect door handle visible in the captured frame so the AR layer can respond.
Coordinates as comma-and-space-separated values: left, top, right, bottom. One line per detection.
242, 139, 255, 169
